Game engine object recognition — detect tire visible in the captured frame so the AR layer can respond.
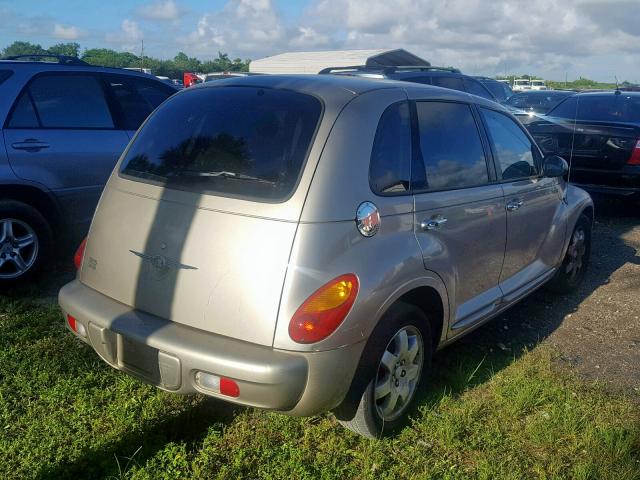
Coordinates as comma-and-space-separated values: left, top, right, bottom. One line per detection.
547, 212, 592, 293
0, 200, 52, 284
338, 302, 432, 439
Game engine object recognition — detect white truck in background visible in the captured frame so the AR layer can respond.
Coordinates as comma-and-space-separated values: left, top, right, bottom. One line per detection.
513, 78, 532, 91
530, 79, 548, 90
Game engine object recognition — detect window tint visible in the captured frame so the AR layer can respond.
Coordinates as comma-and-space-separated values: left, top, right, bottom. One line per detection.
7, 92, 39, 128
481, 108, 538, 180
120, 87, 321, 202
463, 78, 494, 100
0, 70, 13, 86
505, 92, 573, 114
28, 75, 114, 128
480, 80, 512, 103
431, 76, 465, 92
416, 102, 488, 190
549, 94, 640, 123
370, 102, 412, 195
107, 75, 174, 130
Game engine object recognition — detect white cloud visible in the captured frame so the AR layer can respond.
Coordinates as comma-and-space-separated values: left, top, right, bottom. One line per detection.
289, 27, 331, 49
184, 14, 226, 49
137, 0, 185, 21
106, 19, 143, 52
53, 23, 86, 40
292, 0, 640, 80
105, 0, 637, 81
179, 0, 287, 56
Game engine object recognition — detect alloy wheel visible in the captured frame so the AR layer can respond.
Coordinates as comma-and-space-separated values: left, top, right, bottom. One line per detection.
565, 227, 586, 281
0, 218, 39, 279
374, 325, 424, 422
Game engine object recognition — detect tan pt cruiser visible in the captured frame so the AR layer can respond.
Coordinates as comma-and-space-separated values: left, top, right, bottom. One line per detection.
59, 74, 593, 438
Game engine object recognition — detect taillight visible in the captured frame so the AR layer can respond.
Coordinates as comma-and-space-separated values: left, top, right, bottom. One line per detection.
74, 237, 87, 270
288, 274, 359, 344
628, 139, 640, 165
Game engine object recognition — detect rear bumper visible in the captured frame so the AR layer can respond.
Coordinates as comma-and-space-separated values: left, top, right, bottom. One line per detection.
572, 183, 640, 197
571, 166, 640, 197
59, 280, 365, 416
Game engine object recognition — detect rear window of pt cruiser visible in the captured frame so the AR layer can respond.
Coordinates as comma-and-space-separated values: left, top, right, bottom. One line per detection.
120, 86, 322, 202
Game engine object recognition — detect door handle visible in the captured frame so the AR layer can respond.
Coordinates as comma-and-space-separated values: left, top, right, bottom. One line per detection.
506, 199, 524, 211
11, 139, 50, 151
421, 215, 448, 231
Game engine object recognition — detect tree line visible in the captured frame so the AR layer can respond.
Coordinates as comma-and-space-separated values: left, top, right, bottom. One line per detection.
1, 41, 250, 79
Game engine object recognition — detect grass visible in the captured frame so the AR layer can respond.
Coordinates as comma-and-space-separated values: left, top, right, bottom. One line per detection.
1, 296, 639, 480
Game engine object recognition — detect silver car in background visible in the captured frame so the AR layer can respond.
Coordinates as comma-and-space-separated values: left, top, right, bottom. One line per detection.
59, 75, 593, 438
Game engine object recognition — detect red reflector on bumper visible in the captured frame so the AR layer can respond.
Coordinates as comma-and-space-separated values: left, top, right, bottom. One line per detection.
67, 314, 77, 332
220, 377, 240, 397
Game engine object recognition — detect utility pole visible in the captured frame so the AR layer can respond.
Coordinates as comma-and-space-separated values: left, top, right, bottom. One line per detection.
140, 40, 144, 69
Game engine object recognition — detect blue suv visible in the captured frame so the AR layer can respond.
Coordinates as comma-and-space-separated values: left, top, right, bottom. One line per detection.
0, 55, 177, 282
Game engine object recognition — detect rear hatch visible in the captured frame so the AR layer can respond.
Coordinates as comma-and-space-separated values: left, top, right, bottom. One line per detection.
528, 94, 640, 171
80, 85, 323, 346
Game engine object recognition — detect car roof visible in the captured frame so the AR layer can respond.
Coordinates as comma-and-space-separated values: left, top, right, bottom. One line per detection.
187, 73, 494, 108
0, 60, 165, 81
574, 90, 640, 98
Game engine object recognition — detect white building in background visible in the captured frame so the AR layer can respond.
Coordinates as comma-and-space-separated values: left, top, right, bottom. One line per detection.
249, 49, 430, 74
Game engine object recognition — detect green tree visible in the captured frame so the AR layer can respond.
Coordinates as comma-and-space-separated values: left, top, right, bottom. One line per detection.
81, 48, 139, 68
173, 52, 201, 73
47, 42, 80, 57
2, 41, 47, 57
2, 39, 250, 78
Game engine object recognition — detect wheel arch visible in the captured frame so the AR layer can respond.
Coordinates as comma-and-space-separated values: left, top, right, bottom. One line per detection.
333, 275, 449, 420
0, 184, 62, 235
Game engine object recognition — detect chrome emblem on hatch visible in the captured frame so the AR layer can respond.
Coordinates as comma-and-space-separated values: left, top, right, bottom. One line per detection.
129, 250, 197, 272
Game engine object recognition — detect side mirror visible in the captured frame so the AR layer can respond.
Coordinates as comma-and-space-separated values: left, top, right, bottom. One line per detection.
543, 155, 568, 178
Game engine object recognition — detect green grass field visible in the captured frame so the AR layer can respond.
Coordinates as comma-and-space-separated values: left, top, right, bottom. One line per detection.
1, 296, 639, 480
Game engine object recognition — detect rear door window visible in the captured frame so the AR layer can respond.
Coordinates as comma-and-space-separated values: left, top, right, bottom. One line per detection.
27, 74, 114, 128
120, 86, 322, 202
369, 101, 412, 195
6, 74, 115, 129
481, 108, 539, 180
105, 74, 175, 130
431, 76, 465, 92
7, 92, 39, 128
415, 101, 489, 190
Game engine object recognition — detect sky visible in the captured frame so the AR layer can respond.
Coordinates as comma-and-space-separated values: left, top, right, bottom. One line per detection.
1, 0, 639, 82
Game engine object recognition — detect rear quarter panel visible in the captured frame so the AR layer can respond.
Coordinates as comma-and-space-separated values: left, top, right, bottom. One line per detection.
275, 88, 450, 352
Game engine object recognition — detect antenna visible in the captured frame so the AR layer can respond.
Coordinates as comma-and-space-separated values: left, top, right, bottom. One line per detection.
565, 96, 579, 203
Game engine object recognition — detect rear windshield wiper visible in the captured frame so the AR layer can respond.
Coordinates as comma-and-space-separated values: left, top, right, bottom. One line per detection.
180, 170, 276, 185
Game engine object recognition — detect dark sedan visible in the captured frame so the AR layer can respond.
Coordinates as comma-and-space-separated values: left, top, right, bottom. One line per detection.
526, 91, 640, 197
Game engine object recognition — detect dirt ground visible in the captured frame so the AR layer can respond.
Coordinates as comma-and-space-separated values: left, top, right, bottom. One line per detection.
11, 196, 640, 399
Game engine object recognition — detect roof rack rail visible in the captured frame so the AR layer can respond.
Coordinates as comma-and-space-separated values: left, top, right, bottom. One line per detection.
318, 65, 461, 75
2, 54, 89, 66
